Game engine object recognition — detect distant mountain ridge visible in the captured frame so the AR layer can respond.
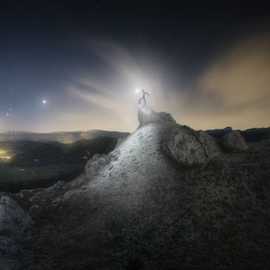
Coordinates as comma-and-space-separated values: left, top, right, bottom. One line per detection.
0, 127, 269, 144
0, 130, 129, 144
207, 127, 270, 142
1, 107, 270, 269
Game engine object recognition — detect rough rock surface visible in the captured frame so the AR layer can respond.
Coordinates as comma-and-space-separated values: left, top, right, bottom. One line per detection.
0, 195, 32, 270
138, 107, 220, 166
222, 130, 248, 152
138, 106, 176, 127
9, 109, 270, 270
164, 125, 220, 166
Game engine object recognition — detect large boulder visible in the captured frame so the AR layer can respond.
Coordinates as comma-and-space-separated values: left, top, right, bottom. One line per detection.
207, 126, 233, 139
31, 114, 270, 270
0, 195, 32, 269
138, 106, 176, 127
222, 130, 248, 152
138, 106, 220, 166
164, 126, 220, 166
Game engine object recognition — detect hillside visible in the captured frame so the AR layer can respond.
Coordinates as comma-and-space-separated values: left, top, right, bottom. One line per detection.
1, 108, 270, 269
0, 130, 129, 144
0, 132, 128, 192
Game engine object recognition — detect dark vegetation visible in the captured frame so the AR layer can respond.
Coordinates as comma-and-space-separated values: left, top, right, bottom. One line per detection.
0, 133, 126, 192
1, 123, 270, 269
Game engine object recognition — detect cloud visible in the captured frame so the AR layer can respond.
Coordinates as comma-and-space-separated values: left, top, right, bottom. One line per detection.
63, 35, 270, 131
7, 36, 269, 133
183, 34, 270, 129
52, 40, 169, 132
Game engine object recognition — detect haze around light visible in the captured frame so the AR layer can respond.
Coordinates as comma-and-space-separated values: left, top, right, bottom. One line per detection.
0, 34, 270, 133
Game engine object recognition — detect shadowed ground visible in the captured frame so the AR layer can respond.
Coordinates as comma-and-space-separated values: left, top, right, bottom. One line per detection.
1, 110, 270, 269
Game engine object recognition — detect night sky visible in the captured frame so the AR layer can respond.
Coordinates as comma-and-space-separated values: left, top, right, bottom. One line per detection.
0, 1, 269, 132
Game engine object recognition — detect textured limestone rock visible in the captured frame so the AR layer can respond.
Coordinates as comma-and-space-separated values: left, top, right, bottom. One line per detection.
138, 106, 176, 127
0, 195, 32, 269
222, 130, 248, 152
31, 114, 270, 270
164, 126, 220, 166
137, 106, 219, 166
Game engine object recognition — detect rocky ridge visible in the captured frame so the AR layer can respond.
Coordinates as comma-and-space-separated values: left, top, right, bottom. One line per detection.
3, 107, 270, 270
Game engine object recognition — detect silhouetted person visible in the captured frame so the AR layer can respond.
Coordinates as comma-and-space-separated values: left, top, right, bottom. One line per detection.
138, 89, 150, 107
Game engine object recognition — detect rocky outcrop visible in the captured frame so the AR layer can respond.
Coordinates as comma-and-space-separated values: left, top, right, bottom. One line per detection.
164, 125, 220, 166
85, 151, 120, 179
207, 127, 270, 143
0, 195, 32, 269
138, 106, 176, 127
207, 126, 233, 139
222, 130, 248, 152
137, 106, 220, 166
28, 109, 270, 270
30, 111, 270, 270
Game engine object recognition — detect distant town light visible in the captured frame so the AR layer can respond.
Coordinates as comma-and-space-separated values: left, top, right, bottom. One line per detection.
0, 156, 12, 160
0, 149, 12, 161
0, 149, 7, 155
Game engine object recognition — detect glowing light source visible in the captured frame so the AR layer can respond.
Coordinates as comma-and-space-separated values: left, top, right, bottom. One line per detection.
0, 149, 7, 155
135, 88, 142, 94
42, 99, 47, 105
0, 156, 11, 160
0, 149, 12, 161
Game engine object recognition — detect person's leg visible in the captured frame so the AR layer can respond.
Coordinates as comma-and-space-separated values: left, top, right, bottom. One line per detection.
143, 97, 147, 106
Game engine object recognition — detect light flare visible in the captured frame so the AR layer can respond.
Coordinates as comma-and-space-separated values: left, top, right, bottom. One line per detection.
0, 149, 12, 161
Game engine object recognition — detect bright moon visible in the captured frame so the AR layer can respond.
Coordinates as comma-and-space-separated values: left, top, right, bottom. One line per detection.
42, 99, 47, 105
